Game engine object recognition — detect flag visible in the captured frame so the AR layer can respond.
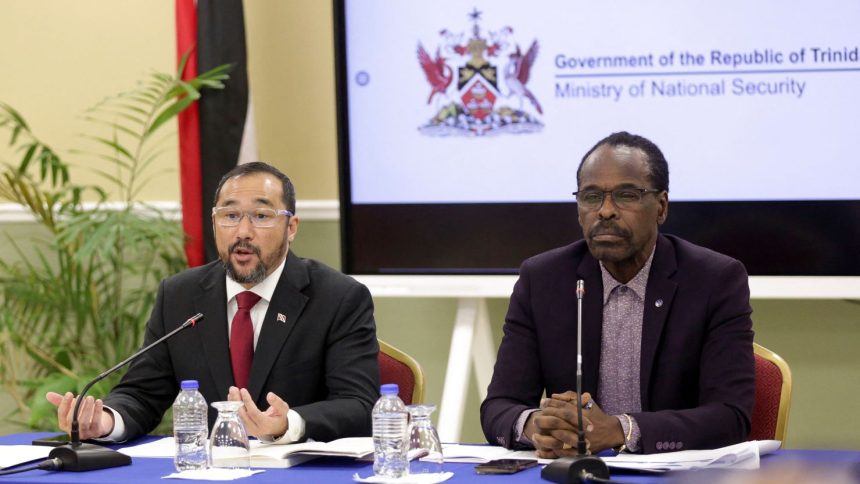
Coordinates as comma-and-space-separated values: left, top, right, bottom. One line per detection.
175, 0, 258, 267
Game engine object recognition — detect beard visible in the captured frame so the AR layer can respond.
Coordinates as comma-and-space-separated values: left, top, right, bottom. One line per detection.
221, 239, 286, 285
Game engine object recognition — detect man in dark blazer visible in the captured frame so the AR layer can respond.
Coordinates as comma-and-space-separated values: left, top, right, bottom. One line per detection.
48, 162, 379, 443
480, 132, 754, 455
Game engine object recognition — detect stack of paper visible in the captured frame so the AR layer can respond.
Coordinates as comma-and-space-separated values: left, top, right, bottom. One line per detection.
436, 440, 781, 472
602, 440, 781, 472
435, 444, 522, 463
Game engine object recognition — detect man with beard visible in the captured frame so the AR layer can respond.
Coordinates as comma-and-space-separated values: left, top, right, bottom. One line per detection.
480, 132, 755, 455
47, 162, 379, 443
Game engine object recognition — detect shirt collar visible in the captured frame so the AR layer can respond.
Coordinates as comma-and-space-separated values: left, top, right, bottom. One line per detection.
600, 244, 656, 304
225, 255, 287, 304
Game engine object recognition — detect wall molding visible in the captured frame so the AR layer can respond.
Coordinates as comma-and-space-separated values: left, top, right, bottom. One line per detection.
0, 199, 341, 223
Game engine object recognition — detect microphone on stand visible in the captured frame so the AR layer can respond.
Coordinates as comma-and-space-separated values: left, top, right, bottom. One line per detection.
48, 313, 205, 472
542, 280, 610, 484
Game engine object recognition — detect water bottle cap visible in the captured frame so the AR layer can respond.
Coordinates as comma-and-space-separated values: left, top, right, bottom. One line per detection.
380, 383, 399, 395
180, 380, 199, 390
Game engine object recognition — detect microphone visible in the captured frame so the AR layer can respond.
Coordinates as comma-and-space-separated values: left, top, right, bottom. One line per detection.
48, 313, 204, 472
542, 281, 610, 484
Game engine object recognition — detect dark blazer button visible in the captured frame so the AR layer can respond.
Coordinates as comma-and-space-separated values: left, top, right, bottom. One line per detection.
656, 442, 663, 450
669, 442, 676, 450
677, 442, 683, 449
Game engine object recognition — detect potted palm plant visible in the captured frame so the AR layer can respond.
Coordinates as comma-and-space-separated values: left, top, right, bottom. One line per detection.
0, 56, 229, 431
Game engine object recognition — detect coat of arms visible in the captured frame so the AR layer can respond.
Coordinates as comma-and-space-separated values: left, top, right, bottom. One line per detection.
417, 9, 543, 137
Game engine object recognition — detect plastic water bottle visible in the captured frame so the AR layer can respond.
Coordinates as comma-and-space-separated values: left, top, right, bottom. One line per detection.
173, 380, 209, 471
372, 383, 409, 478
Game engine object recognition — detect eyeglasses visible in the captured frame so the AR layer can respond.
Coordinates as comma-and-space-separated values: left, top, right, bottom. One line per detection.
212, 207, 293, 227
572, 188, 662, 210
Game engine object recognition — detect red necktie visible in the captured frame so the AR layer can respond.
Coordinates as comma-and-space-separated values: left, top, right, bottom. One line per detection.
230, 291, 261, 389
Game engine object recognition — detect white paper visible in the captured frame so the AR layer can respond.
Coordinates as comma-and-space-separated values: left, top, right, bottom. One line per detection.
0, 445, 51, 469
756, 440, 782, 456
437, 440, 780, 473
436, 444, 520, 463
352, 471, 454, 484
120, 437, 175, 458
435, 445, 549, 464
503, 450, 553, 464
120, 437, 371, 469
162, 469, 264, 480
602, 440, 781, 472
250, 436, 373, 458
247, 437, 373, 468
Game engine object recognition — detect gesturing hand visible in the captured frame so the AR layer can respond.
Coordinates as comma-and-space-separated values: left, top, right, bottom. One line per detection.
228, 386, 290, 440
45, 391, 115, 440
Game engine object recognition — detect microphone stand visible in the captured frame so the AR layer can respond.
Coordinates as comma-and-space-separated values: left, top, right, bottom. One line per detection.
49, 313, 204, 471
542, 281, 610, 484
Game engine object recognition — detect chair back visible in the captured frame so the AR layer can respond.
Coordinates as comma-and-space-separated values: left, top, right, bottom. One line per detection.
749, 343, 792, 443
378, 339, 425, 405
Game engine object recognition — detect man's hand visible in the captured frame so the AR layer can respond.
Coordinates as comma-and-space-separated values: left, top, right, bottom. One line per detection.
526, 391, 593, 458
228, 386, 290, 440
45, 391, 115, 440
575, 397, 626, 452
530, 391, 626, 456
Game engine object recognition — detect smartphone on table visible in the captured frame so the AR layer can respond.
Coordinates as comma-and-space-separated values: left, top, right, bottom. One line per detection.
475, 458, 538, 474
31, 433, 70, 447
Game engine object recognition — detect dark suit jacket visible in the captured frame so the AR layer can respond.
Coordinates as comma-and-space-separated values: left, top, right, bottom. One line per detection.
480, 234, 755, 453
104, 251, 380, 441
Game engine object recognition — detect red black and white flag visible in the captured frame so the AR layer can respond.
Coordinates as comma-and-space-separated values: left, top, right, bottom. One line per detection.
175, 0, 258, 267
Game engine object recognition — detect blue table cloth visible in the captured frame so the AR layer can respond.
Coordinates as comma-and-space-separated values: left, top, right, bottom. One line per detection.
2, 433, 858, 483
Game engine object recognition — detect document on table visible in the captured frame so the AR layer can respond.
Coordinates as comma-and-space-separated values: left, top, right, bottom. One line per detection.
437, 443, 530, 463
438, 440, 781, 472
120, 436, 374, 469
247, 437, 374, 468
0, 445, 51, 469
601, 440, 781, 472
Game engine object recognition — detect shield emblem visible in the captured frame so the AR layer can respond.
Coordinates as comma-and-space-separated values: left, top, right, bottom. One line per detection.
459, 71, 499, 121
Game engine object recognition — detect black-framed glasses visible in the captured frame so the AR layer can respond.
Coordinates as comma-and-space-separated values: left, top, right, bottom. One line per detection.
212, 207, 293, 227
572, 188, 662, 210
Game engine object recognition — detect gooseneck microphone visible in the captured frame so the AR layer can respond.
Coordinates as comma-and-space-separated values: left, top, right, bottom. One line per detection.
542, 281, 610, 484
49, 313, 204, 472
573, 280, 590, 456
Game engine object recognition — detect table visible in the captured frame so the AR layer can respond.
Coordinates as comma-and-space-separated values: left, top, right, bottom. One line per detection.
2, 434, 859, 483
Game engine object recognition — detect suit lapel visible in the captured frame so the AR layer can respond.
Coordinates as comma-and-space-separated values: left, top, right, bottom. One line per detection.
639, 235, 678, 409
194, 262, 233, 401
576, 254, 603, 395
247, 252, 309, 402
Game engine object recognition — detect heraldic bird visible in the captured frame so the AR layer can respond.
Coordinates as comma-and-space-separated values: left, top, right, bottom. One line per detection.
505, 40, 543, 115
417, 43, 453, 105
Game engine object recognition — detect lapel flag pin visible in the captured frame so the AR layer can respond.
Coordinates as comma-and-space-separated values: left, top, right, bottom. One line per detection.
277, 313, 287, 323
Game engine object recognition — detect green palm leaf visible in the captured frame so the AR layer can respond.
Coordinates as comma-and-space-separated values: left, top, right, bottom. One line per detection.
0, 55, 229, 429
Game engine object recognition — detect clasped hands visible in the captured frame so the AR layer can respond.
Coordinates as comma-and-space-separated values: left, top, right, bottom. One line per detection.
46, 386, 291, 441
524, 391, 625, 458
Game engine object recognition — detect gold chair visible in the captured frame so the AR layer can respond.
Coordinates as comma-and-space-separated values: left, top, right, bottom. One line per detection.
378, 339, 425, 405
749, 343, 792, 443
